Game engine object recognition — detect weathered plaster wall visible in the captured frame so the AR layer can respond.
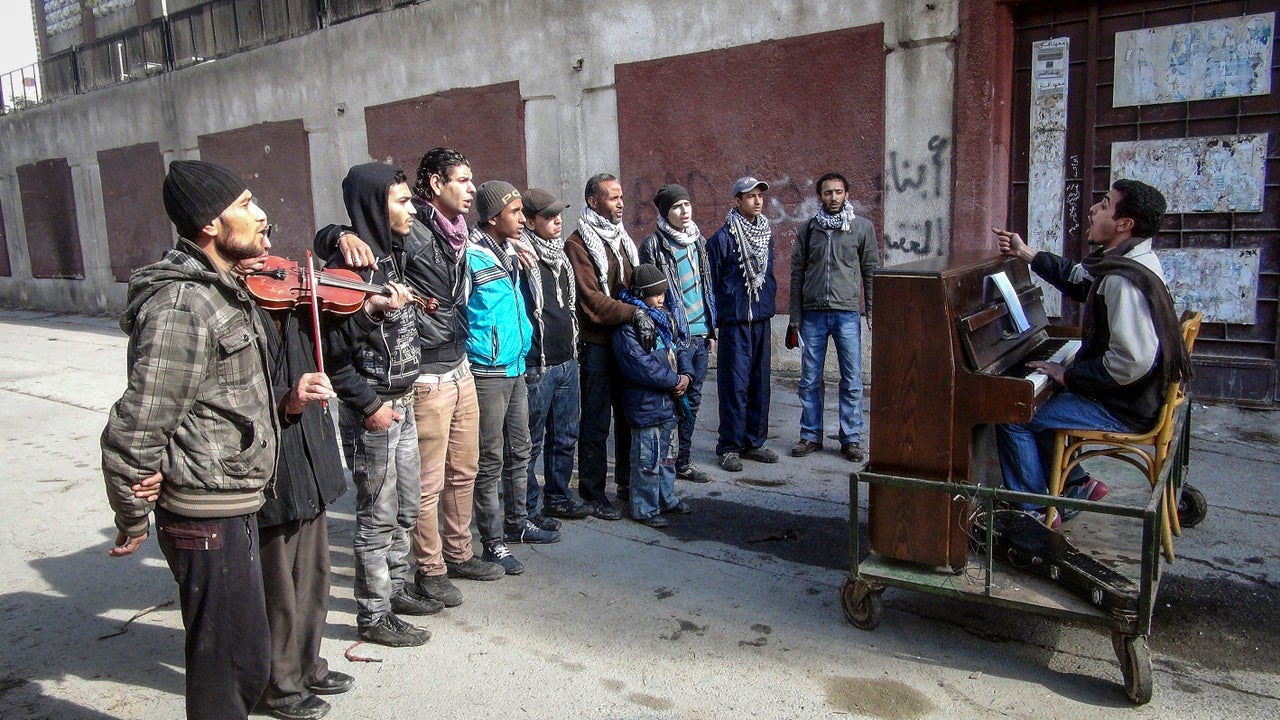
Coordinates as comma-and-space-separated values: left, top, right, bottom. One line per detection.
0, 0, 961, 339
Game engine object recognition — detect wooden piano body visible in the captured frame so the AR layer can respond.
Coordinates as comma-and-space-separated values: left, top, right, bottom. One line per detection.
867, 250, 1076, 570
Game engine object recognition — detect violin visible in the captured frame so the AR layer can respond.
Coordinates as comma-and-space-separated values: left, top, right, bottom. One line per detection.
242, 255, 439, 315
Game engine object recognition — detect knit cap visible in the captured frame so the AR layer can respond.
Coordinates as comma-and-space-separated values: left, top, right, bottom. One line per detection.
653, 184, 690, 219
475, 180, 521, 224
631, 263, 668, 298
163, 160, 247, 239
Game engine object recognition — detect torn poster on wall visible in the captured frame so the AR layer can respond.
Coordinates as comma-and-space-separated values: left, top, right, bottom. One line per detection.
1028, 37, 1069, 317
1113, 12, 1274, 106
1111, 134, 1267, 213
1156, 248, 1259, 325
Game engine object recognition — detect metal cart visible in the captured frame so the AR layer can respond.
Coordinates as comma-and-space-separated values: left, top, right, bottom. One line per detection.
840, 406, 1199, 705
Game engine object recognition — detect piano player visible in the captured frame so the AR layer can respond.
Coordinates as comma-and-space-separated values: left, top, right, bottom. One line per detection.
990, 179, 1193, 526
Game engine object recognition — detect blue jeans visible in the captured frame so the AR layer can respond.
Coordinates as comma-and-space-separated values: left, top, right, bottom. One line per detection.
630, 419, 679, 520
578, 342, 630, 503
676, 336, 710, 469
798, 310, 864, 445
525, 358, 582, 514
339, 398, 420, 626
996, 391, 1133, 510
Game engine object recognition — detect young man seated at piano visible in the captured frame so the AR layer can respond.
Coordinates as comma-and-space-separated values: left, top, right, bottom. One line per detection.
991, 178, 1192, 526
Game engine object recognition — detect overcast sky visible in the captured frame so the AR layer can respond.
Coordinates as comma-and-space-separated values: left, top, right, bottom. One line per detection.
0, 1, 37, 74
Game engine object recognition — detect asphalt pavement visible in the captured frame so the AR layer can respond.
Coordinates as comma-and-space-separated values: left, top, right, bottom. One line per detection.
0, 309, 1276, 719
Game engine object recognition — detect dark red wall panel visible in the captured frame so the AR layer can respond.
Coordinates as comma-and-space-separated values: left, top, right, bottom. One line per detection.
99, 142, 170, 282
617, 26, 885, 306
19, 158, 84, 279
0, 194, 10, 276
365, 81, 527, 195
199, 119, 315, 260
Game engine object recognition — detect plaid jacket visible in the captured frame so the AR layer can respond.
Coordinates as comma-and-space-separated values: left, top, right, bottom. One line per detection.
101, 239, 280, 536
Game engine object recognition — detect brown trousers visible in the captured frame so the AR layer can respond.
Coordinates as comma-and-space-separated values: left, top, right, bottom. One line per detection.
412, 371, 480, 575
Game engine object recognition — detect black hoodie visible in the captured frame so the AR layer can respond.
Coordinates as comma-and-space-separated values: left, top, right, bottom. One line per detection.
315, 163, 420, 418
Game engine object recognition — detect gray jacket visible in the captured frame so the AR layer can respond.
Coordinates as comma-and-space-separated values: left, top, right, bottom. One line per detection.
789, 214, 879, 321
101, 239, 280, 537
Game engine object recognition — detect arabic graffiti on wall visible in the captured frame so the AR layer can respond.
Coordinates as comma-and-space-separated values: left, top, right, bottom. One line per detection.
1111, 134, 1267, 214
1156, 248, 1259, 325
1113, 13, 1274, 106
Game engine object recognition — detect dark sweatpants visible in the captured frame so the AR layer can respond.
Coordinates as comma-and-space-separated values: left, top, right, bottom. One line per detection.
716, 319, 772, 456
578, 341, 632, 502
156, 507, 270, 720
258, 514, 332, 710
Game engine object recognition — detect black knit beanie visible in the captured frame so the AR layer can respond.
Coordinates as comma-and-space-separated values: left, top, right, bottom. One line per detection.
163, 160, 247, 239
475, 180, 521, 224
653, 183, 690, 220
631, 263, 668, 298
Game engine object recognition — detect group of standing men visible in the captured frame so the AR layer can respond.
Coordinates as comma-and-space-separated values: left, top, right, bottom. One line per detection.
99, 151, 882, 720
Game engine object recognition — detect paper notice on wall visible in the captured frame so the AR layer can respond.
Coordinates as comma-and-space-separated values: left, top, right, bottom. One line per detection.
1114, 13, 1274, 106
1028, 37, 1069, 317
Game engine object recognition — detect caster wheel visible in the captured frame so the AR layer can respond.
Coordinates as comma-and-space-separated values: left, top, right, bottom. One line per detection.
1112, 633, 1153, 705
1177, 484, 1208, 528
840, 577, 883, 630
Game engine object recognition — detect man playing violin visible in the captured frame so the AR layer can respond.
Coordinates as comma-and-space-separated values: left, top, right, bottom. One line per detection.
101, 160, 318, 720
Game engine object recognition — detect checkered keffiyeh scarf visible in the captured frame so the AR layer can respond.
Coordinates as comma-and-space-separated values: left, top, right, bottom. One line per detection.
658, 216, 701, 247
725, 206, 771, 318
577, 205, 638, 298
521, 226, 576, 315
816, 200, 857, 232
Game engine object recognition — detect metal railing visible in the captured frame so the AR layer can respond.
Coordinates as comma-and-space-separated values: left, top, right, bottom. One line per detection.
1, 0, 423, 115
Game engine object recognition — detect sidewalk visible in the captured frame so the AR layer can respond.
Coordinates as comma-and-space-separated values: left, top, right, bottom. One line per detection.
0, 309, 1276, 719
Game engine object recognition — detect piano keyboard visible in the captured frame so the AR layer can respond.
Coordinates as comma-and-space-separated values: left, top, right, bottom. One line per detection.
1016, 339, 1081, 394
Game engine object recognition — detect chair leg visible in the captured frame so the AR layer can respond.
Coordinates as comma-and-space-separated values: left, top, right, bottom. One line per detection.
1045, 434, 1070, 528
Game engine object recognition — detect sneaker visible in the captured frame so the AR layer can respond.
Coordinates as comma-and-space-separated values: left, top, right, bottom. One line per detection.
635, 514, 669, 528
1027, 508, 1063, 530
663, 500, 693, 515
719, 452, 743, 472
1059, 477, 1111, 520
529, 513, 563, 531
483, 542, 525, 575
446, 555, 506, 581
591, 500, 622, 521
391, 587, 444, 616
505, 518, 561, 544
544, 501, 593, 519
676, 465, 712, 483
741, 446, 779, 463
791, 439, 823, 457
358, 612, 430, 647
414, 571, 463, 607
840, 443, 865, 462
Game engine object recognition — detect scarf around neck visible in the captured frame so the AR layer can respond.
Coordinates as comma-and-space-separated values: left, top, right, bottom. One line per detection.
520, 226, 576, 316
619, 288, 676, 348
816, 200, 857, 232
658, 216, 701, 247
577, 206, 638, 298
1080, 239, 1192, 386
725, 206, 771, 319
429, 202, 470, 251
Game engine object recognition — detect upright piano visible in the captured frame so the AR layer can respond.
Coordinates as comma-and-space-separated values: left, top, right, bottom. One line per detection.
867, 250, 1078, 570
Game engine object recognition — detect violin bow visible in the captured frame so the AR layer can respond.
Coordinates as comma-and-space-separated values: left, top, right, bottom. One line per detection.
305, 250, 328, 412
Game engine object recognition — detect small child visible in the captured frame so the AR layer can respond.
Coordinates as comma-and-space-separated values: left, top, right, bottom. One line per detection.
613, 264, 695, 527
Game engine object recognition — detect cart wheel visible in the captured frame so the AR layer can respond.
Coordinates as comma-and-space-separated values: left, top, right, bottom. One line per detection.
840, 578, 883, 630
1111, 633, 1153, 705
1177, 484, 1208, 528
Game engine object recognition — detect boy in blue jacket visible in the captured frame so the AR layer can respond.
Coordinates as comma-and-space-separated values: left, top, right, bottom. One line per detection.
613, 264, 696, 527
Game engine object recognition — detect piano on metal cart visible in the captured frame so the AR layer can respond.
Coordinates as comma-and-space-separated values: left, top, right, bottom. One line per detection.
867, 250, 1079, 570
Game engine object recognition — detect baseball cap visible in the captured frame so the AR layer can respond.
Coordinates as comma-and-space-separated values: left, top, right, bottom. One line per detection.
732, 176, 769, 196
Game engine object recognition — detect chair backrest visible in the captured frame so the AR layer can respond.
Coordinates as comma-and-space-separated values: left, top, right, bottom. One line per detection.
1155, 310, 1203, 451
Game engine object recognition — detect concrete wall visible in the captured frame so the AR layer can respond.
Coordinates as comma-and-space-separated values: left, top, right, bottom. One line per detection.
0, 0, 961, 337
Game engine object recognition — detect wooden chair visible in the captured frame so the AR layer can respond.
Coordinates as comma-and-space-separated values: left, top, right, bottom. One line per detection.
1044, 311, 1202, 563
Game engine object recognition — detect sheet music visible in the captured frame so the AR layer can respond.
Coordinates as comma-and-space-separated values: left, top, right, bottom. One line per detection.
990, 271, 1032, 333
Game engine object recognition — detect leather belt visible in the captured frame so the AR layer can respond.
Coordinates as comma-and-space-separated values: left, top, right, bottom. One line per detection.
415, 361, 470, 386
